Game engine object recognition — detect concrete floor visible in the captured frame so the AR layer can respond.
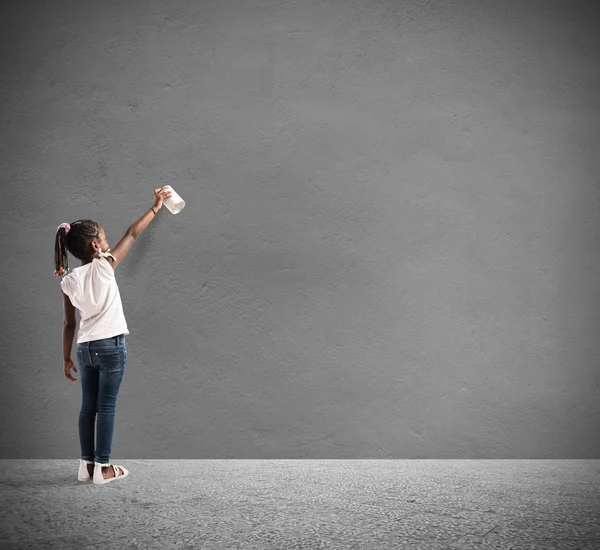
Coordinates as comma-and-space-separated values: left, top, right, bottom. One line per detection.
1, 460, 599, 549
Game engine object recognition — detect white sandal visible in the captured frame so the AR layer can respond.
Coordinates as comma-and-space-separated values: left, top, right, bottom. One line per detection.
93, 462, 129, 485
78, 459, 95, 481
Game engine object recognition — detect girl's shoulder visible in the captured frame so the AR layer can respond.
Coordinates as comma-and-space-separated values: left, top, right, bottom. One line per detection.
92, 256, 116, 277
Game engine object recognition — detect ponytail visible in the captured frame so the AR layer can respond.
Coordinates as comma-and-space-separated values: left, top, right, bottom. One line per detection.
54, 226, 70, 281
53, 220, 100, 281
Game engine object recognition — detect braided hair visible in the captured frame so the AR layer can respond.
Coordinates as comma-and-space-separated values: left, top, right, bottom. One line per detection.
54, 220, 101, 281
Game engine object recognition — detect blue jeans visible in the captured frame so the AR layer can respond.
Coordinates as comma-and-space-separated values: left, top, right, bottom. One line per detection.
76, 334, 127, 464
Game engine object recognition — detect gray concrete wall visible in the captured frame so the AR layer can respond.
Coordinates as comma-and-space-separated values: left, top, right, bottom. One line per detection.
1, 0, 599, 458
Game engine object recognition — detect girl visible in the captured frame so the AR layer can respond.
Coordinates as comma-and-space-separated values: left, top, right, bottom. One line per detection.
55, 187, 173, 485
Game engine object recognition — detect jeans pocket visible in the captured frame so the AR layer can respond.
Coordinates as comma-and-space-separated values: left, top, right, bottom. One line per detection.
95, 349, 119, 355
95, 349, 124, 373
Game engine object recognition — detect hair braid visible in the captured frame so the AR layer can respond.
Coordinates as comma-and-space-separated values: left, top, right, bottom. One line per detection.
54, 220, 100, 281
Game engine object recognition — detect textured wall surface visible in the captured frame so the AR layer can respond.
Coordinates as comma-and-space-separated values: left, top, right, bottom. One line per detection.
1, 0, 599, 458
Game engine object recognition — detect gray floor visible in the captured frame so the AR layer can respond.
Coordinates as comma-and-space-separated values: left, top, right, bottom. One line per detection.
1, 460, 599, 549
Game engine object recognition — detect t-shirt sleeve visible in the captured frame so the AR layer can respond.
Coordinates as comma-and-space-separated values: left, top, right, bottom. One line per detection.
60, 277, 69, 296
60, 273, 79, 298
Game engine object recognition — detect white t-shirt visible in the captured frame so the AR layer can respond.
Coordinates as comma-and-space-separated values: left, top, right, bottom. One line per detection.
60, 252, 130, 344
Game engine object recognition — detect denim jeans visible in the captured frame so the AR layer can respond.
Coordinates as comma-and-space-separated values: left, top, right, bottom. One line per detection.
76, 334, 127, 464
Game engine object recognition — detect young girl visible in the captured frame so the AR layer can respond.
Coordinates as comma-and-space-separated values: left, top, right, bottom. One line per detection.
55, 187, 173, 485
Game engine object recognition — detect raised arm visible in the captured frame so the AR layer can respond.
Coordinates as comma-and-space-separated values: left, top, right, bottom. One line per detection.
107, 187, 172, 269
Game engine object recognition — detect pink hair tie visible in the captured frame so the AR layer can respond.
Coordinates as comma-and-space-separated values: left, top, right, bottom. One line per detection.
57, 223, 71, 233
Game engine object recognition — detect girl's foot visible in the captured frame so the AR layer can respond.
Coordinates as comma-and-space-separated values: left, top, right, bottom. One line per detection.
87, 463, 123, 478
93, 462, 129, 484
101, 465, 124, 479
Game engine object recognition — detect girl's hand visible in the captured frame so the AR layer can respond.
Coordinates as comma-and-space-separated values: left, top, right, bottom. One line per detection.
64, 358, 78, 382
153, 187, 173, 210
